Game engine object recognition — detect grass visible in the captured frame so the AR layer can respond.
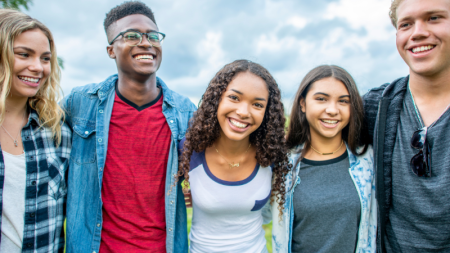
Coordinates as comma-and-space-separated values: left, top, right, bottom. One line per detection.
187, 208, 273, 253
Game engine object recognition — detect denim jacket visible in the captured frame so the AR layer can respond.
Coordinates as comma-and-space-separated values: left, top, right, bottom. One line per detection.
269, 144, 377, 253
61, 74, 196, 253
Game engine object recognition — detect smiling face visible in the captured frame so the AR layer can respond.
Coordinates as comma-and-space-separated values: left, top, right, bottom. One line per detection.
11, 28, 51, 99
396, 0, 450, 78
216, 71, 269, 142
106, 14, 162, 79
301, 77, 350, 143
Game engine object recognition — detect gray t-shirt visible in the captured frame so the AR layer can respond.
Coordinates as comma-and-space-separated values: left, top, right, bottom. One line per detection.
386, 89, 450, 252
292, 151, 361, 253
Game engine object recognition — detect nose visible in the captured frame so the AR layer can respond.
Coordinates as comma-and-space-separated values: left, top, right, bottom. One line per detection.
28, 57, 44, 73
325, 102, 339, 116
236, 102, 250, 118
411, 20, 430, 41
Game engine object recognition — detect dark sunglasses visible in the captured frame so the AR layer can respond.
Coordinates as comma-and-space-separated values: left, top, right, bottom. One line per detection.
410, 126, 431, 177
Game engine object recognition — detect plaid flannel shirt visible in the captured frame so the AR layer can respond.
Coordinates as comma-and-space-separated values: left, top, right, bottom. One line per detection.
0, 110, 72, 253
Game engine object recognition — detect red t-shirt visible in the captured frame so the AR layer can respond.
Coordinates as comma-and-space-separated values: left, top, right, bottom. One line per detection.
100, 88, 171, 253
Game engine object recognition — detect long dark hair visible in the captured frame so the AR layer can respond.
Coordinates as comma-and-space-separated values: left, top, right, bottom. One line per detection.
286, 65, 368, 158
178, 59, 292, 217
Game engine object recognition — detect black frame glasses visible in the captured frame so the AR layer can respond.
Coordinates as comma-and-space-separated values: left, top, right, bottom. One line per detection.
410, 126, 431, 177
109, 30, 166, 47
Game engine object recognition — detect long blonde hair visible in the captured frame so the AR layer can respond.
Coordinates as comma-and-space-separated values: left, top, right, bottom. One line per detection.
0, 9, 64, 145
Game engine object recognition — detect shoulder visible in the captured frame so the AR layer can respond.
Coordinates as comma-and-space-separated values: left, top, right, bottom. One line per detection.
288, 145, 303, 164
66, 74, 118, 100
350, 145, 374, 169
178, 137, 203, 171
363, 76, 409, 104
363, 76, 408, 125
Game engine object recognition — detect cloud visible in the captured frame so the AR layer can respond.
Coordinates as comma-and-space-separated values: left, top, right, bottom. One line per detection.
24, 0, 409, 110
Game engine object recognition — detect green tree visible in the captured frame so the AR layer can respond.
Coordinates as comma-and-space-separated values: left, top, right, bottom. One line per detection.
1, 0, 65, 69
0, 0, 32, 10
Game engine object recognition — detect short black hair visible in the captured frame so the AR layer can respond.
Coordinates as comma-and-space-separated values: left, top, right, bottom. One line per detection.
103, 1, 156, 33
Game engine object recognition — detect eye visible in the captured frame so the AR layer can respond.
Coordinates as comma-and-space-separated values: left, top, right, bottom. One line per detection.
429, 16, 440, 21
339, 99, 350, 104
228, 95, 239, 101
17, 53, 29, 57
124, 32, 141, 40
148, 33, 161, 41
398, 23, 410, 29
254, 102, 264, 108
315, 97, 326, 101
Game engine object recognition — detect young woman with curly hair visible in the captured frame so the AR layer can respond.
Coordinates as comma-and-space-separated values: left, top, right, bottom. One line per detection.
178, 59, 291, 252
270, 65, 376, 253
0, 9, 71, 252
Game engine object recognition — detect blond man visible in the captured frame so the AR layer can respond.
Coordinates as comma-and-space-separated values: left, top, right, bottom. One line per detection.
363, 0, 450, 252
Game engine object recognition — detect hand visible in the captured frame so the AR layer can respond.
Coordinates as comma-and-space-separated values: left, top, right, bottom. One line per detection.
184, 189, 192, 208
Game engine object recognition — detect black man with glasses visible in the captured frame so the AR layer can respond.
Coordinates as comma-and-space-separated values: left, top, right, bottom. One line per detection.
363, 0, 450, 252
62, 2, 195, 253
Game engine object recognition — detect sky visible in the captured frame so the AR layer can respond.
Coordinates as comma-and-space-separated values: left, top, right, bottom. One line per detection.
24, 0, 409, 110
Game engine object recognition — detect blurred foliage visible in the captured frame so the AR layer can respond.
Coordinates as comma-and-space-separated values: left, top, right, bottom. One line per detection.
58, 57, 64, 70
1, 0, 65, 69
0, 0, 32, 10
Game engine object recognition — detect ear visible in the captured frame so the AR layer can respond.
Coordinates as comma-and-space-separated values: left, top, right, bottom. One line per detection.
299, 97, 306, 113
106, 45, 116, 59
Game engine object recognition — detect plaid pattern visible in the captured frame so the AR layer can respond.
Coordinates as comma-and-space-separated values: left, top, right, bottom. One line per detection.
0, 110, 72, 253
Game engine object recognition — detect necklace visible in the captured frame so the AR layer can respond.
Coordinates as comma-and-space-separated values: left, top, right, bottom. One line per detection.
214, 143, 252, 169
1, 112, 25, 147
310, 140, 344, 155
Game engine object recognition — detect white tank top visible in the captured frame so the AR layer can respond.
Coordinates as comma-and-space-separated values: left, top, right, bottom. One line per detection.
1, 151, 26, 253
188, 150, 271, 253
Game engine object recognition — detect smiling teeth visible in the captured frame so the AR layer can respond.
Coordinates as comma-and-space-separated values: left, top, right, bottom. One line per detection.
322, 120, 338, 124
412, 45, 434, 53
230, 119, 248, 128
135, 54, 154, 60
19, 76, 39, 83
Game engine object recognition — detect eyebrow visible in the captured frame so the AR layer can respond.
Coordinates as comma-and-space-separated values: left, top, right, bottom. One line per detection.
398, 10, 448, 22
13, 46, 51, 55
231, 89, 267, 101
123, 28, 158, 33
314, 92, 350, 98
423, 10, 447, 16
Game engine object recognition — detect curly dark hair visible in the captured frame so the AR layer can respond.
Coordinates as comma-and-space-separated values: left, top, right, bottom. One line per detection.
178, 59, 292, 218
104, 1, 156, 33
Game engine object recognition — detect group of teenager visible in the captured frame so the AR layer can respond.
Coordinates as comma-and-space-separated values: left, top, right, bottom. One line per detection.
0, 0, 448, 252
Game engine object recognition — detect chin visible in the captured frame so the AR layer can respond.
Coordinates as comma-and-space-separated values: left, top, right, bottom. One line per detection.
410, 66, 441, 77
222, 130, 252, 142
138, 68, 159, 75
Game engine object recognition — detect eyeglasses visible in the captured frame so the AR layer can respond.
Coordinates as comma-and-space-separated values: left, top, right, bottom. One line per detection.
109, 30, 166, 47
410, 126, 431, 177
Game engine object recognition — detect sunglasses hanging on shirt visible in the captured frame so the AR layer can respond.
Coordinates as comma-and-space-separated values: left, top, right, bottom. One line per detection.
409, 85, 450, 177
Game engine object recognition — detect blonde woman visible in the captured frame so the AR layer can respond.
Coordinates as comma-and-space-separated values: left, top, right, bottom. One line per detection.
0, 9, 71, 253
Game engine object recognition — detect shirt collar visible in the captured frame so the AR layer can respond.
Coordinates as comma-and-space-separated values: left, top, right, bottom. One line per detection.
25, 109, 42, 128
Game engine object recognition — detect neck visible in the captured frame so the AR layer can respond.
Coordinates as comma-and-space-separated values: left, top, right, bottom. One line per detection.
117, 73, 159, 107
5, 95, 28, 117
409, 69, 450, 102
305, 131, 345, 160
214, 134, 251, 156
